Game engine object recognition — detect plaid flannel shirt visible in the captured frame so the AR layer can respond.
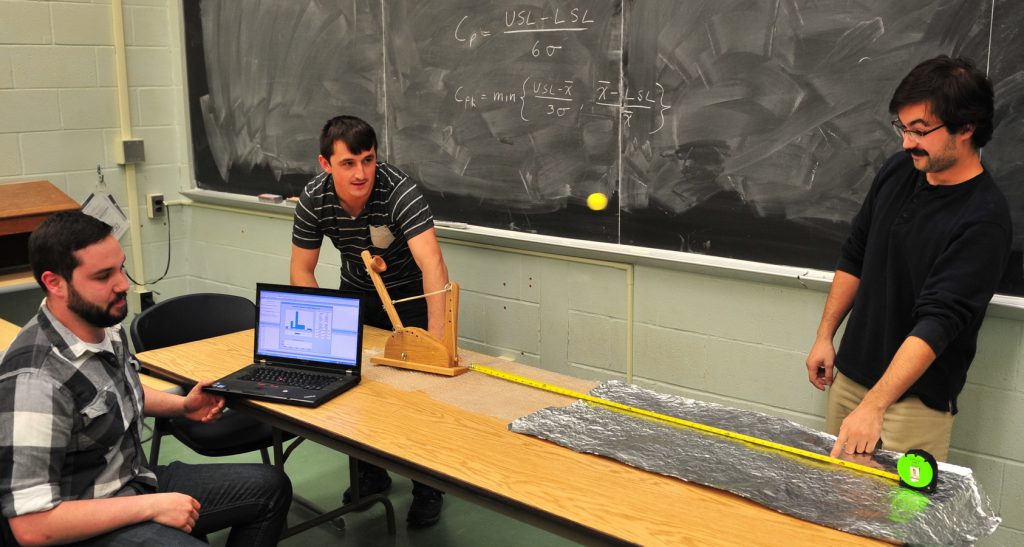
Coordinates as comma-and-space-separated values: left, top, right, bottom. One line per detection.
0, 302, 156, 518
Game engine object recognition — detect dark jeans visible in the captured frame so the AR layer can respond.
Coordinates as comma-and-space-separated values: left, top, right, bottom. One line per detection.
74, 462, 292, 547
357, 280, 442, 499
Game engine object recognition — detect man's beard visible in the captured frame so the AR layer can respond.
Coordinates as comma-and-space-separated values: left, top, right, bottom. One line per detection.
907, 137, 958, 174
68, 283, 127, 328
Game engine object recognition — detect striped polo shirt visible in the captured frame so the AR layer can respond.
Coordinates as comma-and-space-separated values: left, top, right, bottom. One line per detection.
291, 162, 435, 292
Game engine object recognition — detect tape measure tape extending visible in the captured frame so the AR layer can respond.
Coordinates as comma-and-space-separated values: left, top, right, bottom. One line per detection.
468, 363, 901, 483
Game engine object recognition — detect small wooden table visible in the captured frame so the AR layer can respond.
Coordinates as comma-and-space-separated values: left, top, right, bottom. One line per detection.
0, 318, 20, 352
137, 328, 888, 546
0, 317, 179, 395
0, 180, 80, 237
0, 180, 80, 277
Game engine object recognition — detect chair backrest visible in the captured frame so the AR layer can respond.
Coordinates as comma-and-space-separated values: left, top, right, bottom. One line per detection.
130, 293, 255, 352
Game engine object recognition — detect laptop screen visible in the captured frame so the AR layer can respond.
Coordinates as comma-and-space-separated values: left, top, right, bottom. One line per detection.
254, 284, 363, 369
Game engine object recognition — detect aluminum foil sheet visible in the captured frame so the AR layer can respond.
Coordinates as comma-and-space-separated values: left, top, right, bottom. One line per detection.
510, 381, 1000, 545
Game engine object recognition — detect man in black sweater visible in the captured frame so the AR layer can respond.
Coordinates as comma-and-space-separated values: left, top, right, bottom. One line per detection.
805, 56, 1012, 462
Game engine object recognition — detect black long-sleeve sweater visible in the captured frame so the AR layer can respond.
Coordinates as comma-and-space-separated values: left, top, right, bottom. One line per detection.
835, 152, 1012, 414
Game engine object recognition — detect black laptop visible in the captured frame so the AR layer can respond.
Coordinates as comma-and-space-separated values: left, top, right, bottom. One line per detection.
203, 283, 364, 407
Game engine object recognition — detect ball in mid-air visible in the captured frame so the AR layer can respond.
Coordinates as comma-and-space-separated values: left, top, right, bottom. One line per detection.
586, 192, 609, 211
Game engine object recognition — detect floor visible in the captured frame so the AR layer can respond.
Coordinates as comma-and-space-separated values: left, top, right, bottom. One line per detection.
142, 420, 578, 546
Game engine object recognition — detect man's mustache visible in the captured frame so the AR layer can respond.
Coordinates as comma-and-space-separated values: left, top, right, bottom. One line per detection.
109, 292, 128, 308
907, 148, 929, 157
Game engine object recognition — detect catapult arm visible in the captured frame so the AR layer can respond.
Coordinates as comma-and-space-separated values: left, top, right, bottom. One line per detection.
361, 250, 464, 375
360, 250, 404, 329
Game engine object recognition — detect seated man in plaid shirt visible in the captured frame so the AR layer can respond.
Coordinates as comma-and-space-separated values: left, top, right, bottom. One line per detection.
0, 212, 292, 546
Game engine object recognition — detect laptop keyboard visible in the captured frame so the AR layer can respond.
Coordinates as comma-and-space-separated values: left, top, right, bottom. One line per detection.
240, 367, 340, 390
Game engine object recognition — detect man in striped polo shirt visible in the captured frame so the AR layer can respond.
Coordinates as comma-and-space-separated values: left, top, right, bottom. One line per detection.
290, 115, 450, 527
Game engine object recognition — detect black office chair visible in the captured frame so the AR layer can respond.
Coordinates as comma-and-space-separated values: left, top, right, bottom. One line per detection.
131, 292, 394, 537
129, 293, 303, 466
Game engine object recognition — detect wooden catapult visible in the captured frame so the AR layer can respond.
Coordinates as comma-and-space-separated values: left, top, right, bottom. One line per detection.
361, 250, 467, 376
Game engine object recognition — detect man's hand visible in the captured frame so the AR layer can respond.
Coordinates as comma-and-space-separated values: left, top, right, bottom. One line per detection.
9, 491, 204, 544
805, 338, 836, 390
806, 269, 858, 391
830, 403, 884, 458
146, 493, 201, 534
183, 380, 225, 422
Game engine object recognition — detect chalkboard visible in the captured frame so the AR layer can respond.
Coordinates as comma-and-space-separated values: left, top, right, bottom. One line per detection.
186, 0, 385, 198
185, 0, 1024, 294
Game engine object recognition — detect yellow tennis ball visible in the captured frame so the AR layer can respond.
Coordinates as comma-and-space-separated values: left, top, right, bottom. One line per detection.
586, 192, 608, 211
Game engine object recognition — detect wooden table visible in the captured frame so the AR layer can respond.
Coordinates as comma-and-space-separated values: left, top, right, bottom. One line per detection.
0, 318, 21, 351
137, 328, 887, 547
0, 271, 37, 294
0, 316, 179, 393
0, 180, 80, 275
0, 180, 79, 236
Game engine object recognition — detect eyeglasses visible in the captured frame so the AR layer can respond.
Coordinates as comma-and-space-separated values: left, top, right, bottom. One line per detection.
891, 120, 946, 143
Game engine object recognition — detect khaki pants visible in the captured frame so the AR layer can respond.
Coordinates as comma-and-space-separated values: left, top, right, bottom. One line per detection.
826, 371, 954, 461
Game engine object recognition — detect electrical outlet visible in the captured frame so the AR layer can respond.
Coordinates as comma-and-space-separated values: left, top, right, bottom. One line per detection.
139, 290, 155, 311
146, 193, 165, 219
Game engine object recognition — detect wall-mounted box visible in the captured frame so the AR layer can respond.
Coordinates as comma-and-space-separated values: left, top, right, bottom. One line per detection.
116, 138, 145, 164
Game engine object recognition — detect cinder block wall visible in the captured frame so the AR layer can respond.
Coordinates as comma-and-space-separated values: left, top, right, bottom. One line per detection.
0, 0, 190, 324
1, 1, 1022, 544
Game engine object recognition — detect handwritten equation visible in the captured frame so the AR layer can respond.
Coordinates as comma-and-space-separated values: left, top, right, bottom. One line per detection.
455, 7, 596, 57
447, 5, 666, 132
453, 77, 672, 134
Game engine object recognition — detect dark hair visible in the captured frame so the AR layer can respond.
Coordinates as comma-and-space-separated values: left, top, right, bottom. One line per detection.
319, 115, 378, 160
888, 55, 995, 149
28, 211, 113, 290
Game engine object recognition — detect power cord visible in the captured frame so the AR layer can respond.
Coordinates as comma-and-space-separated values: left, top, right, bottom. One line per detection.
125, 205, 173, 286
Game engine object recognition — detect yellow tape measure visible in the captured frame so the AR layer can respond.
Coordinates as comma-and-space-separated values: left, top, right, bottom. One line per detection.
469, 363, 900, 483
